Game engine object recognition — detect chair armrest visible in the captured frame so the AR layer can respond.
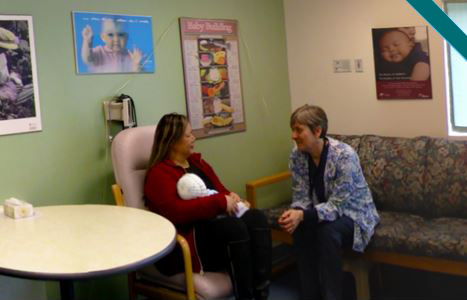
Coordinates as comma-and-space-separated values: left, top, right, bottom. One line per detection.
112, 184, 125, 207
177, 234, 196, 300
111, 184, 196, 300
245, 171, 291, 208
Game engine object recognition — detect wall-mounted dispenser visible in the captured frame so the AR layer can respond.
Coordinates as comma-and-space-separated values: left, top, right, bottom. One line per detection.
103, 94, 137, 129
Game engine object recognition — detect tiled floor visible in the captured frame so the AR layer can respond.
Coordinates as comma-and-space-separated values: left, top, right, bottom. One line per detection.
269, 266, 300, 300
269, 266, 357, 300
268, 263, 467, 300
137, 243, 467, 300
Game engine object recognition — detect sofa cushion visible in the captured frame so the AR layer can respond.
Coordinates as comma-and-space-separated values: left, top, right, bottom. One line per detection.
367, 211, 425, 253
328, 134, 361, 153
368, 211, 467, 261
424, 138, 467, 219
358, 135, 430, 217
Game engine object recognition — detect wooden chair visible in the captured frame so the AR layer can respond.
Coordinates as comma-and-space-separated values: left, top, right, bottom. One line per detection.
111, 125, 232, 300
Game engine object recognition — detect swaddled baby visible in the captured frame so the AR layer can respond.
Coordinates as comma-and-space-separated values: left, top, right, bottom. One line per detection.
177, 173, 218, 199
177, 173, 248, 217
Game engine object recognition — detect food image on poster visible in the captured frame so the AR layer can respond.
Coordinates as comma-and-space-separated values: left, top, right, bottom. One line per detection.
201, 82, 229, 98
202, 97, 234, 128
372, 26, 432, 100
180, 17, 245, 138
199, 38, 227, 66
200, 67, 228, 83
199, 53, 213, 67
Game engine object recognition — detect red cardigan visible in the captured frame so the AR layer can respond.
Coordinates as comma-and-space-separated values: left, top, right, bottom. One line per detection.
144, 152, 229, 274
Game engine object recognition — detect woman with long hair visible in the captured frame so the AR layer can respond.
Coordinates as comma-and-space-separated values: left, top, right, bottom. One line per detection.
144, 113, 271, 300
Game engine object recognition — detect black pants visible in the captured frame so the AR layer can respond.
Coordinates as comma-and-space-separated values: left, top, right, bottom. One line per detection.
195, 209, 271, 299
293, 215, 354, 300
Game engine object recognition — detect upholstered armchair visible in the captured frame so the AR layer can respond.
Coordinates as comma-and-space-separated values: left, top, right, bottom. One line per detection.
111, 125, 232, 300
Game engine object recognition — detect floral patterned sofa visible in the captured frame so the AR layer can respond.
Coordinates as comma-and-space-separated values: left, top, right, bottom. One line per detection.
246, 134, 467, 298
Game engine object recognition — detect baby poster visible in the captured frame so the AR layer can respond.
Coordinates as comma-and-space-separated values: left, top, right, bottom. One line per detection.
179, 17, 246, 139
372, 26, 432, 100
72, 12, 155, 74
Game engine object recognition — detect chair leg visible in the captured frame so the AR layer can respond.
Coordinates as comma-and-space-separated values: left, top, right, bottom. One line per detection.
128, 272, 137, 300
376, 263, 384, 290
343, 258, 370, 300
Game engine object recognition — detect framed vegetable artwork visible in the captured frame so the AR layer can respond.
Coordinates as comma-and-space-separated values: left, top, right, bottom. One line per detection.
179, 17, 246, 138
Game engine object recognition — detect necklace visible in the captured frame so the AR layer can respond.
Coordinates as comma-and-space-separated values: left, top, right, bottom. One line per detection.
175, 160, 190, 169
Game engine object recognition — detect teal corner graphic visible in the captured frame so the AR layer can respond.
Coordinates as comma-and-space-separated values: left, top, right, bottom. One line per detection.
406, 0, 467, 61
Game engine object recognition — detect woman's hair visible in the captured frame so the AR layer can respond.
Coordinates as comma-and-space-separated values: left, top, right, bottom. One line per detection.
147, 113, 188, 168
290, 104, 328, 138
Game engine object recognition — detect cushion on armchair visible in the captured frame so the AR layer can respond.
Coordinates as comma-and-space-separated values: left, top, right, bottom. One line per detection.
138, 264, 232, 300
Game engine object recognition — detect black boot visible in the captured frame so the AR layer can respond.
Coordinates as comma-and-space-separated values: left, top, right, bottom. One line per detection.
226, 239, 254, 300
251, 227, 272, 300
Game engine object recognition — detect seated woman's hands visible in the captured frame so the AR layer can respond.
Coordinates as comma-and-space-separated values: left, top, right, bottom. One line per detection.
225, 192, 250, 216
225, 193, 241, 216
278, 209, 304, 234
231, 192, 251, 209
229, 192, 241, 203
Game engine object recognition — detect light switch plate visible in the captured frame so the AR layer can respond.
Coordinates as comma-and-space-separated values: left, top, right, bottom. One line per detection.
333, 59, 352, 73
355, 59, 364, 72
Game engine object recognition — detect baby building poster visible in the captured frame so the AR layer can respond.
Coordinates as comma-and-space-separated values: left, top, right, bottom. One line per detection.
179, 17, 246, 139
372, 26, 432, 100
72, 12, 155, 74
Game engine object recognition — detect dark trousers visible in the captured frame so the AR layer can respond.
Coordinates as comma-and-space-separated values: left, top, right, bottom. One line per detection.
293, 215, 354, 300
195, 209, 271, 299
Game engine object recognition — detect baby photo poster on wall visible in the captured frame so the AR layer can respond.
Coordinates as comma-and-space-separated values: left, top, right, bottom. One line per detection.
0, 15, 42, 136
179, 17, 246, 139
372, 26, 432, 100
72, 11, 155, 74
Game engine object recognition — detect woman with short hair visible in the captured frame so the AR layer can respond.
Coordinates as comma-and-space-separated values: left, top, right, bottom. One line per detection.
279, 104, 379, 300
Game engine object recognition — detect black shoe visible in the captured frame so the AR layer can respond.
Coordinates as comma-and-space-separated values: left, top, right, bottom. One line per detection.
253, 280, 270, 300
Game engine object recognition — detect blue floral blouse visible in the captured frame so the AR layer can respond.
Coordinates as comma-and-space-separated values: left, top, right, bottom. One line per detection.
289, 137, 380, 252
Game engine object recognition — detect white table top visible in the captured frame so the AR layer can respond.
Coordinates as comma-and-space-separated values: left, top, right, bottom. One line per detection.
0, 204, 176, 280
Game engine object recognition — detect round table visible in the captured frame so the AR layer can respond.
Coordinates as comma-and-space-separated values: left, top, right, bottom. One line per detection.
0, 204, 176, 299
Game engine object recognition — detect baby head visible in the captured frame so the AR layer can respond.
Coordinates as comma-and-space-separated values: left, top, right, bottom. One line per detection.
100, 18, 128, 52
177, 173, 209, 200
379, 29, 414, 63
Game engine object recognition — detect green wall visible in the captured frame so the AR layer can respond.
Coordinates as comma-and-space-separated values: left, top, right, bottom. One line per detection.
0, 0, 291, 298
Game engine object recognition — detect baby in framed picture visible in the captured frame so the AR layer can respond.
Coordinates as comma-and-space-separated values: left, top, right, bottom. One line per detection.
80, 18, 142, 73
374, 27, 430, 81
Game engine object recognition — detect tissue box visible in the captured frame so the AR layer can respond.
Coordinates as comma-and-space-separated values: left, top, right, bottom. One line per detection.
3, 198, 34, 219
